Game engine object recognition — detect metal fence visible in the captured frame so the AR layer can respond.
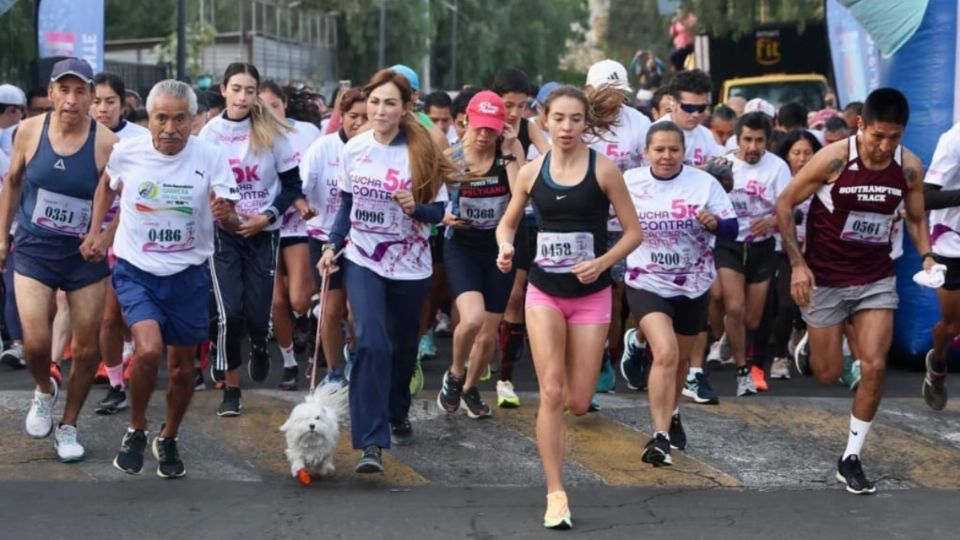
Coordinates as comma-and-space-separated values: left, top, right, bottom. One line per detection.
104, 60, 170, 98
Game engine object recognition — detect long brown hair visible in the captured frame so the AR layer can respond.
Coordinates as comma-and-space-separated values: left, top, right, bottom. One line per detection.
362, 69, 454, 204
222, 63, 292, 153
543, 84, 623, 139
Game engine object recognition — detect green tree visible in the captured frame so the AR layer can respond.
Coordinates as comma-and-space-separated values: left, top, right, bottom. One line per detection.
0, 0, 37, 88
682, 0, 824, 39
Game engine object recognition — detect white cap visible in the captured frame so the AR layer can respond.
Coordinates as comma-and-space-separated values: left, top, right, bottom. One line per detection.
744, 97, 776, 118
586, 59, 632, 93
0, 84, 26, 107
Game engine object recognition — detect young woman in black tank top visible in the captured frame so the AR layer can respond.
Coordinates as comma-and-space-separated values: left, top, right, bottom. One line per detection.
495, 85, 643, 530
436, 91, 524, 419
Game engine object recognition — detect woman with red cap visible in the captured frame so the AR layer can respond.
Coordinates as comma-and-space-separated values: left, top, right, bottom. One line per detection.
436, 91, 525, 419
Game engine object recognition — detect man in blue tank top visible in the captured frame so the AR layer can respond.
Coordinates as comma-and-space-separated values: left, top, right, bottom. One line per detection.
0, 58, 118, 463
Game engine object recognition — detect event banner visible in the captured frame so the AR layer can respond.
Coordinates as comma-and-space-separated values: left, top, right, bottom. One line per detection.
825, 0, 881, 106
37, 0, 105, 72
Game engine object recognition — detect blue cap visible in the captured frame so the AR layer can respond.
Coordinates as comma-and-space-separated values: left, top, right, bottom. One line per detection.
390, 64, 420, 92
536, 81, 561, 108
50, 58, 94, 84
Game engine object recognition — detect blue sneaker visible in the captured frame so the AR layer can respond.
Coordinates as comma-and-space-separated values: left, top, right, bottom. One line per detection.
321, 369, 346, 389
596, 348, 615, 393
417, 330, 437, 361
619, 328, 647, 390
588, 394, 601, 412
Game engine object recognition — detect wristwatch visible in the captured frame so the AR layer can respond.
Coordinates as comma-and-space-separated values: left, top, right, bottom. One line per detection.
321, 242, 337, 254
501, 154, 517, 162
263, 209, 278, 225
922, 251, 936, 261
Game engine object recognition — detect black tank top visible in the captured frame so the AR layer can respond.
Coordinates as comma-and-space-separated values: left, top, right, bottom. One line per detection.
529, 149, 610, 297
518, 119, 532, 156
450, 146, 511, 249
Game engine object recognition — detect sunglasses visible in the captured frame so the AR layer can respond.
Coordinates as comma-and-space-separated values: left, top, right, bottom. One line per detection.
679, 102, 709, 114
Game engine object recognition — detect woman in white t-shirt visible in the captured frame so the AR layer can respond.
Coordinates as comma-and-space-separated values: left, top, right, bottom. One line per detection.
624, 122, 737, 467
299, 88, 367, 386
259, 81, 322, 391
317, 68, 452, 474
90, 72, 151, 415
198, 63, 302, 416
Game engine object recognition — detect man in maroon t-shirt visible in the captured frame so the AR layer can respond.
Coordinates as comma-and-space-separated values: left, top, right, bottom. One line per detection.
776, 88, 934, 496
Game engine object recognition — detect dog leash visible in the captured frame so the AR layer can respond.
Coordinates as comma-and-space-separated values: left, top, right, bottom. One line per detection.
309, 248, 344, 392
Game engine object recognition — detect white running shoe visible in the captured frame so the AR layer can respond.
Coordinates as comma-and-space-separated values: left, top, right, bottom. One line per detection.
25, 377, 59, 439
496, 380, 520, 408
54, 424, 86, 462
770, 357, 791, 380
435, 310, 453, 335
706, 341, 723, 366
736, 371, 757, 397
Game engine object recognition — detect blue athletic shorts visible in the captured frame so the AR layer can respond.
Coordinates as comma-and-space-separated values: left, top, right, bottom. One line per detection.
13, 227, 109, 291
113, 259, 210, 346
444, 238, 514, 313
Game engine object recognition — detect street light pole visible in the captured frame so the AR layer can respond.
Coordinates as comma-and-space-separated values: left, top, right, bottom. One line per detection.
378, 0, 386, 68
176, 0, 186, 80
450, 0, 458, 89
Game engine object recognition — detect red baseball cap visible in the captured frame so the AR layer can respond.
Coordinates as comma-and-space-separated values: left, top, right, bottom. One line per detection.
466, 91, 506, 134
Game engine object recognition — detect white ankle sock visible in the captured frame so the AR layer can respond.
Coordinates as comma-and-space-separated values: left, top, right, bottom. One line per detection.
280, 345, 297, 368
688, 367, 703, 379
842, 415, 872, 459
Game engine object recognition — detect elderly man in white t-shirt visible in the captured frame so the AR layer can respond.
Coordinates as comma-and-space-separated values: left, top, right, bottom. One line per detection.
84, 80, 240, 479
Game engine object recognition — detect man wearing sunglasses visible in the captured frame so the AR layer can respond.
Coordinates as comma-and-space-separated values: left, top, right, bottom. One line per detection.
654, 70, 725, 167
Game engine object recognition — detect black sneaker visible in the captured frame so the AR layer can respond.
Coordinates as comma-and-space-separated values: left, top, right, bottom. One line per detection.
437, 370, 464, 414
248, 344, 270, 382
217, 387, 242, 417
210, 364, 225, 390
95, 385, 128, 415
641, 434, 673, 467
682, 372, 720, 405
460, 387, 492, 419
293, 315, 310, 355
669, 414, 687, 451
836, 455, 876, 495
112, 429, 147, 475
355, 446, 384, 473
390, 419, 414, 446
152, 430, 186, 479
193, 368, 207, 391
278, 366, 298, 391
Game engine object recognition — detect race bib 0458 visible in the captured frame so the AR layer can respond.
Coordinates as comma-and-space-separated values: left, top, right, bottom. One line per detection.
534, 231, 595, 273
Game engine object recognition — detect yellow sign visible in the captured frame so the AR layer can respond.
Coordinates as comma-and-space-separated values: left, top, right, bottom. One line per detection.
756, 35, 782, 66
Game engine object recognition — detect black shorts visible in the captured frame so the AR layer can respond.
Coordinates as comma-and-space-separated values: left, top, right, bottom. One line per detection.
430, 226, 445, 263
714, 238, 777, 284
934, 254, 960, 291
444, 239, 515, 313
514, 222, 536, 272
308, 238, 343, 291
279, 236, 309, 249
626, 287, 710, 336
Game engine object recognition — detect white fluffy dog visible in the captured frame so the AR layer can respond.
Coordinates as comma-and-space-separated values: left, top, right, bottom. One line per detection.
280, 383, 349, 485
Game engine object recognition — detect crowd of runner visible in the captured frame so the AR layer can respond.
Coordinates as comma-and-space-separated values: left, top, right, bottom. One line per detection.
0, 53, 958, 529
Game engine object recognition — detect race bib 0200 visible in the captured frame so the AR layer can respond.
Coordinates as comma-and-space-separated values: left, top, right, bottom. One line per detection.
534, 231, 595, 273
31, 188, 92, 236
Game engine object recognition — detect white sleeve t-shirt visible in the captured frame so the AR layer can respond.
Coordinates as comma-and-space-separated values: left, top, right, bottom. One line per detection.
339, 130, 448, 280
278, 119, 321, 238
927, 123, 960, 257
198, 114, 298, 231
587, 106, 652, 232
655, 113, 725, 166
107, 135, 240, 276
728, 151, 792, 242
625, 165, 736, 298
301, 131, 346, 242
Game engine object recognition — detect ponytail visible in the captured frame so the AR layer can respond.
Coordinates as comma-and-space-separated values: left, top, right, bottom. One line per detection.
543, 84, 625, 139
248, 97, 293, 153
